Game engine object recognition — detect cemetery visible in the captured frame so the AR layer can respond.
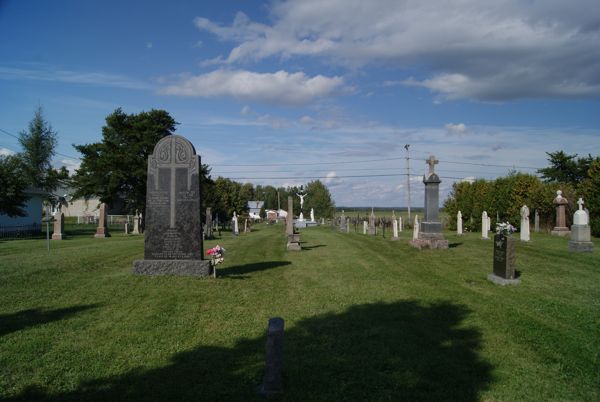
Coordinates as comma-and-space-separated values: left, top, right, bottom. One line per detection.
1, 144, 599, 400
2, 2, 600, 401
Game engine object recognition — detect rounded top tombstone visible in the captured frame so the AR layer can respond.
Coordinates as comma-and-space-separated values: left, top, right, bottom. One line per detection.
554, 190, 568, 205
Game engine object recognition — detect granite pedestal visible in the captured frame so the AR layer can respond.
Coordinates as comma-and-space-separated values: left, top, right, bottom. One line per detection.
568, 224, 593, 252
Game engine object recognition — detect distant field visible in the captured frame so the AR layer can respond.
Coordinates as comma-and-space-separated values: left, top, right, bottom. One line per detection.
1, 224, 598, 401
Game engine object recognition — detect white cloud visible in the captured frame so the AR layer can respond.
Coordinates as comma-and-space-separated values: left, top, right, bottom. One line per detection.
445, 123, 467, 136
0, 147, 16, 156
160, 69, 346, 106
324, 171, 338, 184
195, 0, 600, 101
146, 42, 153, 49
240, 105, 252, 116
0, 65, 152, 90
58, 159, 81, 174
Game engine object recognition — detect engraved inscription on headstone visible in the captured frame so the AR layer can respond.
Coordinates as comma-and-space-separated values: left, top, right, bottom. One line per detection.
133, 135, 210, 277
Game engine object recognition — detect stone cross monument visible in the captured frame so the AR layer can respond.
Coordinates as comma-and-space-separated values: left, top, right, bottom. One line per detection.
568, 197, 593, 252
410, 155, 448, 249
133, 135, 210, 277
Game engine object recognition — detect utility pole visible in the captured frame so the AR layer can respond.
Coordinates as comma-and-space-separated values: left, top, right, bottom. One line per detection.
404, 144, 411, 223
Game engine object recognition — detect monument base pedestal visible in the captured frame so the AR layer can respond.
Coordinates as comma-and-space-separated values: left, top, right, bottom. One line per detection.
286, 242, 301, 251
568, 241, 593, 252
410, 233, 448, 250
487, 273, 521, 286
551, 227, 570, 236
52, 234, 64, 240
391, 236, 400, 241
133, 259, 212, 277
287, 233, 301, 251
94, 227, 110, 238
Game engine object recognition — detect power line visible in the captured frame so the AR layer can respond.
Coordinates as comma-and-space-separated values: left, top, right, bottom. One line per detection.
226, 173, 479, 181
0, 127, 81, 160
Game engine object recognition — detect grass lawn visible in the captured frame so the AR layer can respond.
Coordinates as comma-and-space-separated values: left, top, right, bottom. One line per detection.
1, 223, 598, 401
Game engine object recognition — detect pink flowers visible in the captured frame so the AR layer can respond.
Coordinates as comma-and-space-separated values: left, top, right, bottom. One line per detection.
206, 245, 226, 265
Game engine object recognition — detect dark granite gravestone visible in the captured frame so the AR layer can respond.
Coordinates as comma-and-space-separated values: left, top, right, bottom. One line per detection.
133, 135, 211, 277
410, 155, 448, 249
259, 317, 285, 396
488, 234, 520, 285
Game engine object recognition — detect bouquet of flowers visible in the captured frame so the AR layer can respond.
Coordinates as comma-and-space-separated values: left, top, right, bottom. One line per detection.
496, 222, 516, 236
206, 245, 226, 265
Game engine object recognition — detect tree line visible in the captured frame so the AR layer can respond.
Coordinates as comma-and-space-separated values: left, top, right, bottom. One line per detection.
443, 151, 600, 236
1, 107, 335, 226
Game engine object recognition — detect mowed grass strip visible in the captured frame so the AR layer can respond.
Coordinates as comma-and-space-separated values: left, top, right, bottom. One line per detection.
0, 224, 598, 401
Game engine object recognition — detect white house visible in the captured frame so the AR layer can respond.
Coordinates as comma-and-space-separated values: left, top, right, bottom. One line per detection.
0, 188, 46, 230
247, 200, 264, 220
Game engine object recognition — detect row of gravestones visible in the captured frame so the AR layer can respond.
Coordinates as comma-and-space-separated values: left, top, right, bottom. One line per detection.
51, 204, 143, 240
454, 191, 593, 253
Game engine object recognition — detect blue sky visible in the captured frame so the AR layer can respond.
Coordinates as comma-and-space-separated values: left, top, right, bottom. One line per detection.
1, 0, 599, 207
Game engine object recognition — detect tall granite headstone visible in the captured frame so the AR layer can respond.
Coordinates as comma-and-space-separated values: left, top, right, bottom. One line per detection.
94, 203, 110, 238
52, 212, 64, 240
204, 207, 213, 239
398, 216, 403, 232
481, 211, 489, 240
457, 210, 463, 236
551, 190, 570, 236
133, 135, 210, 277
520, 205, 530, 242
412, 215, 419, 240
339, 210, 347, 232
569, 197, 593, 252
391, 219, 399, 240
286, 196, 300, 251
534, 210, 540, 233
368, 209, 376, 235
132, 213, 141, 235
232, 212, 239, 236
410, 155, 448, 249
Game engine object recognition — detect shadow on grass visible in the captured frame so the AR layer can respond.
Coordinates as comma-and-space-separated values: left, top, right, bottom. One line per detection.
7, 300, 492, 401
301, 244, 326, 251
449, 242, 463, 248
218, 260, 292, 277
0, 304, 101, 337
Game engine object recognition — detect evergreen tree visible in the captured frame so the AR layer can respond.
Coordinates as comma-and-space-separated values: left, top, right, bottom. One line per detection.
18, 106, 67, 192
0, 155, 29, 217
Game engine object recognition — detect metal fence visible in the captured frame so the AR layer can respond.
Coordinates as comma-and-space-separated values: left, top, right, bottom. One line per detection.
0, 223, 43, 239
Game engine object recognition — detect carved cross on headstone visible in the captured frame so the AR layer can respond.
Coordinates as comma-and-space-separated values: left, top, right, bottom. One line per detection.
426, 155, 439, 175
149, 136, 198, 229
577, 197, 584, 210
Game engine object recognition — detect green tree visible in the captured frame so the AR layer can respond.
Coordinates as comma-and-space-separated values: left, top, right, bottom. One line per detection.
71, 108, 179, 222
0, 155, 30, 217
537, 151, 594, 185
303, 180, 336, 219
581, 159, 600, 236
18, 106, 68, 192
